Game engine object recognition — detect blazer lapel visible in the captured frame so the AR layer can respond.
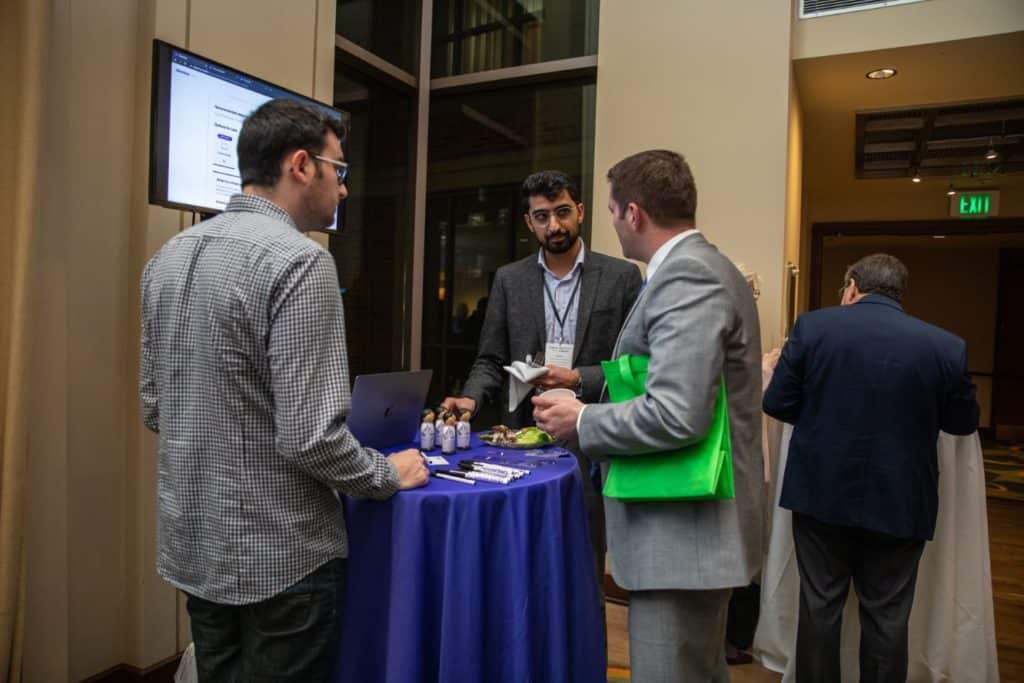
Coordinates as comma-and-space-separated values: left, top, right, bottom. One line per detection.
525, 263, 547, 352
572, 259, 601, 365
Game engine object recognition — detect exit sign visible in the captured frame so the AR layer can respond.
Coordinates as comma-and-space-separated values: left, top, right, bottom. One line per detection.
950, 191, 999, 218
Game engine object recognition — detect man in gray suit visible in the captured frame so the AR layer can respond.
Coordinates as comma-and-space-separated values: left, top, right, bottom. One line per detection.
534, 150, 764, 682
442, 170, 642, 611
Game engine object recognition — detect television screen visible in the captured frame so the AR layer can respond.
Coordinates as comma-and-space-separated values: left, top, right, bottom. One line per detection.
149, 39, 350, 232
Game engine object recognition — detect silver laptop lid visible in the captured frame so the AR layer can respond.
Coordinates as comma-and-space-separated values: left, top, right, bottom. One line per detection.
346, 370, 432, 449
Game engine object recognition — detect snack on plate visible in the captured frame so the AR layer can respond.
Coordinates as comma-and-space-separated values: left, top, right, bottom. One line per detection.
479, 425, 554, 448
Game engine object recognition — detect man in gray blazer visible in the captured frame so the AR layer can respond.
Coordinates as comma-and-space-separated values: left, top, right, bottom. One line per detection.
534, 150, 764, 682
443, 170, 642, 611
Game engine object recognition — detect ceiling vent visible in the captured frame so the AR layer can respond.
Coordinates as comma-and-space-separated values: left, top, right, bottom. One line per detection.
855, 99, 1024, 179
800, 0, 928, 19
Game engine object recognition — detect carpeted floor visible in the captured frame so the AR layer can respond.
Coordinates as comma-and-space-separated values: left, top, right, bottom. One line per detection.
983, 440, 1024, 501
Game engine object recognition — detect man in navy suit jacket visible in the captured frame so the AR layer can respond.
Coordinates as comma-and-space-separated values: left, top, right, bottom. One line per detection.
763, 253, 978, 683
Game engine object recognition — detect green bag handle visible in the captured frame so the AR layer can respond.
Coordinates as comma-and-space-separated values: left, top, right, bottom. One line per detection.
616, 354, 646, 394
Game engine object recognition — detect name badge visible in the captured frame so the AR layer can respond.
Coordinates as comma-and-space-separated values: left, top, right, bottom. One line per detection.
544, 342, 574, 369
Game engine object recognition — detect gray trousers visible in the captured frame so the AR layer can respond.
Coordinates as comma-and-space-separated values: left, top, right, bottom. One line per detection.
629, 588, 732, 682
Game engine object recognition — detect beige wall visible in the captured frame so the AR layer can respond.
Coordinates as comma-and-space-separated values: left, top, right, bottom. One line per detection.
23, 1, 335, 680
792, 0, 1024, 59
821, 243, 1000, 426
785, 74, 805, 329
591, 0, 793, 348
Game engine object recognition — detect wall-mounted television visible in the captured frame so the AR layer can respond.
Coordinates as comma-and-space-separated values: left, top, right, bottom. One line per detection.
149, 39, 350, 232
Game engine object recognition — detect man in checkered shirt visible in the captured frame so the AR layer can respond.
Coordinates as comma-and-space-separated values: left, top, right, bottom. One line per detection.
140, 98, 428, 681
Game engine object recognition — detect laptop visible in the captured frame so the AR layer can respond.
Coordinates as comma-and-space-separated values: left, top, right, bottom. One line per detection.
346, 370, 433, 449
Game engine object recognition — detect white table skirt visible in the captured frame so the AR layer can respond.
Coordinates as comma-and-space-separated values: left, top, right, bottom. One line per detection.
752, 423, 1000, 682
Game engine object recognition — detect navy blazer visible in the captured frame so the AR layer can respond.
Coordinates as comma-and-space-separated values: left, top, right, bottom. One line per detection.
763, 294, 979, 540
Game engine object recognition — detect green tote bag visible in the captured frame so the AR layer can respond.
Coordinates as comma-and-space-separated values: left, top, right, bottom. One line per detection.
599, 354, 734, 502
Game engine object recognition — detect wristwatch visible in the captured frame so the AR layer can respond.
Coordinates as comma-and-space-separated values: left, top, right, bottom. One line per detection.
574, 373, 583, 398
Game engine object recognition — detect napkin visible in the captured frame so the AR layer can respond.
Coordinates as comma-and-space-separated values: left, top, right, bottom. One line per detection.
503, 359, 548, 411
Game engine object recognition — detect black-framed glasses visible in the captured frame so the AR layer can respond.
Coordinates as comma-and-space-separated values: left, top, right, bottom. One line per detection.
527, 204, 577, 228
313, 154, 349, 184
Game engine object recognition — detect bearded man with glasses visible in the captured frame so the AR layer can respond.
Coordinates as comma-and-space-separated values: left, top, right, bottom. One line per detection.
442, 170, 642, 647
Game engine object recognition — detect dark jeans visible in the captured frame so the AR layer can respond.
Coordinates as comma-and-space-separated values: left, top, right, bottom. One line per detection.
792, 513, 925, 683
186, 558, 346, 683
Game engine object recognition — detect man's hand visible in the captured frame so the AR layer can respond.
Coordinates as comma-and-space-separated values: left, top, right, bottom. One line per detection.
532, 394, 583, 441
387, 449, 429, 490
440, 396, 477, 415
530, 365, 581, 391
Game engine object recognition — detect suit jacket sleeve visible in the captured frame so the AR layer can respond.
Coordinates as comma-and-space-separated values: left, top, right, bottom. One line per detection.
577, 263, 643, 403
941, 342, 980, 436
762, 315, 807, 424
462, 268, 510, 409
578, 256, 731, 457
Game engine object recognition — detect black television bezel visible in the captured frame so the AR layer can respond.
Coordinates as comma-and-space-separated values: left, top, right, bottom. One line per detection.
148, 39, 349, 231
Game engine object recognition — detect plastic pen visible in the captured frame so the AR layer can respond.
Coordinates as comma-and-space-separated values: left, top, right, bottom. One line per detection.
432, 471, 475, 485
438, 468, 511, 485
460, 460, 530, 476
458, 462, 525, 481
458, 469, 513, 485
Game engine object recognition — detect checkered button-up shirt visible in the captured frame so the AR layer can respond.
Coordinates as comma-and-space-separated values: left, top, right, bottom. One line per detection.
140, 193, 399, 605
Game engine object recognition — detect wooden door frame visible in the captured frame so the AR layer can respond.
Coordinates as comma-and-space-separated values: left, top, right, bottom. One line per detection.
809, 217, 1024, 310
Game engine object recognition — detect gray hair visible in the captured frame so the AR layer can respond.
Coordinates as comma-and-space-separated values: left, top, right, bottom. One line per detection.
845, 253, 908, 302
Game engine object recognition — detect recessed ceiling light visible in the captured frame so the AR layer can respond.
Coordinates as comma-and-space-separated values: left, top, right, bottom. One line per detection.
985, 147, 999, 161
866, 67, 897, 80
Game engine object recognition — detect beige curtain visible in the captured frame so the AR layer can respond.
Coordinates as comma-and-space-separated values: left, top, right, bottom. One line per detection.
0, 1, 48, 681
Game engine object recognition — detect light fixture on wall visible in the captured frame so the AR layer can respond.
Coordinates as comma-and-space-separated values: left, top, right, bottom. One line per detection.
911, 170, 922, 183
985, 139, 999, 161
947, 183, 956, 196
866, 67, 897, 80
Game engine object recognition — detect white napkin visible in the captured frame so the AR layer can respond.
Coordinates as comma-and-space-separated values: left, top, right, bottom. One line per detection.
503, 359, 548, 411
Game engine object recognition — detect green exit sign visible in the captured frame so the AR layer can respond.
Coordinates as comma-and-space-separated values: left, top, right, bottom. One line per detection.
950, 191, 999, 218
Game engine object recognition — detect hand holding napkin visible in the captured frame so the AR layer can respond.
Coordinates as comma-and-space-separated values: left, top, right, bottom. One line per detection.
503, 357, 549, 411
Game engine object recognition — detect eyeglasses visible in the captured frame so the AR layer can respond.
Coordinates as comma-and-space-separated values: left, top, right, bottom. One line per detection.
527, 204, 577, 228
312, 155, 349, 184
838, 269, 857, 302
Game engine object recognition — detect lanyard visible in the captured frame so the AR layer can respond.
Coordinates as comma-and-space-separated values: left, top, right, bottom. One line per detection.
543, 273, 583, 340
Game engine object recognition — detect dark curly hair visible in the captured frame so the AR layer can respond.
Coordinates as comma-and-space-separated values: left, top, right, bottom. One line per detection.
520, 170, 582, 214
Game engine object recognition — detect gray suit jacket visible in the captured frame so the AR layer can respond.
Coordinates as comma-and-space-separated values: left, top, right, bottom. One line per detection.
463, 248, 642, 428
579, 233, 765, 590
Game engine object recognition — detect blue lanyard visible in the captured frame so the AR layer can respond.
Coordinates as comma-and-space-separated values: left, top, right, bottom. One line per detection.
543, 273, 582, 339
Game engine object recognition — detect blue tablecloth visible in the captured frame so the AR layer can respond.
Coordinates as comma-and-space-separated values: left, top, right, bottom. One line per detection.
334, 434, 606, 683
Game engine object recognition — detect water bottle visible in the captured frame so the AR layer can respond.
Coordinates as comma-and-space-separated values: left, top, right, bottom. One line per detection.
440, 423, 456, 454
456, 419, 471, 449
420, 420, 435, 451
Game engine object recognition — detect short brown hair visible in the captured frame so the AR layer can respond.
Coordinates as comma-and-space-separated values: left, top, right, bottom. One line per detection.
845, 253, 909, 302
606, 150, 697, 226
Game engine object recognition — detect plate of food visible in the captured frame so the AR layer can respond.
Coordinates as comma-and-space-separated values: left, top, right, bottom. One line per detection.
478, 425, 555, 449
